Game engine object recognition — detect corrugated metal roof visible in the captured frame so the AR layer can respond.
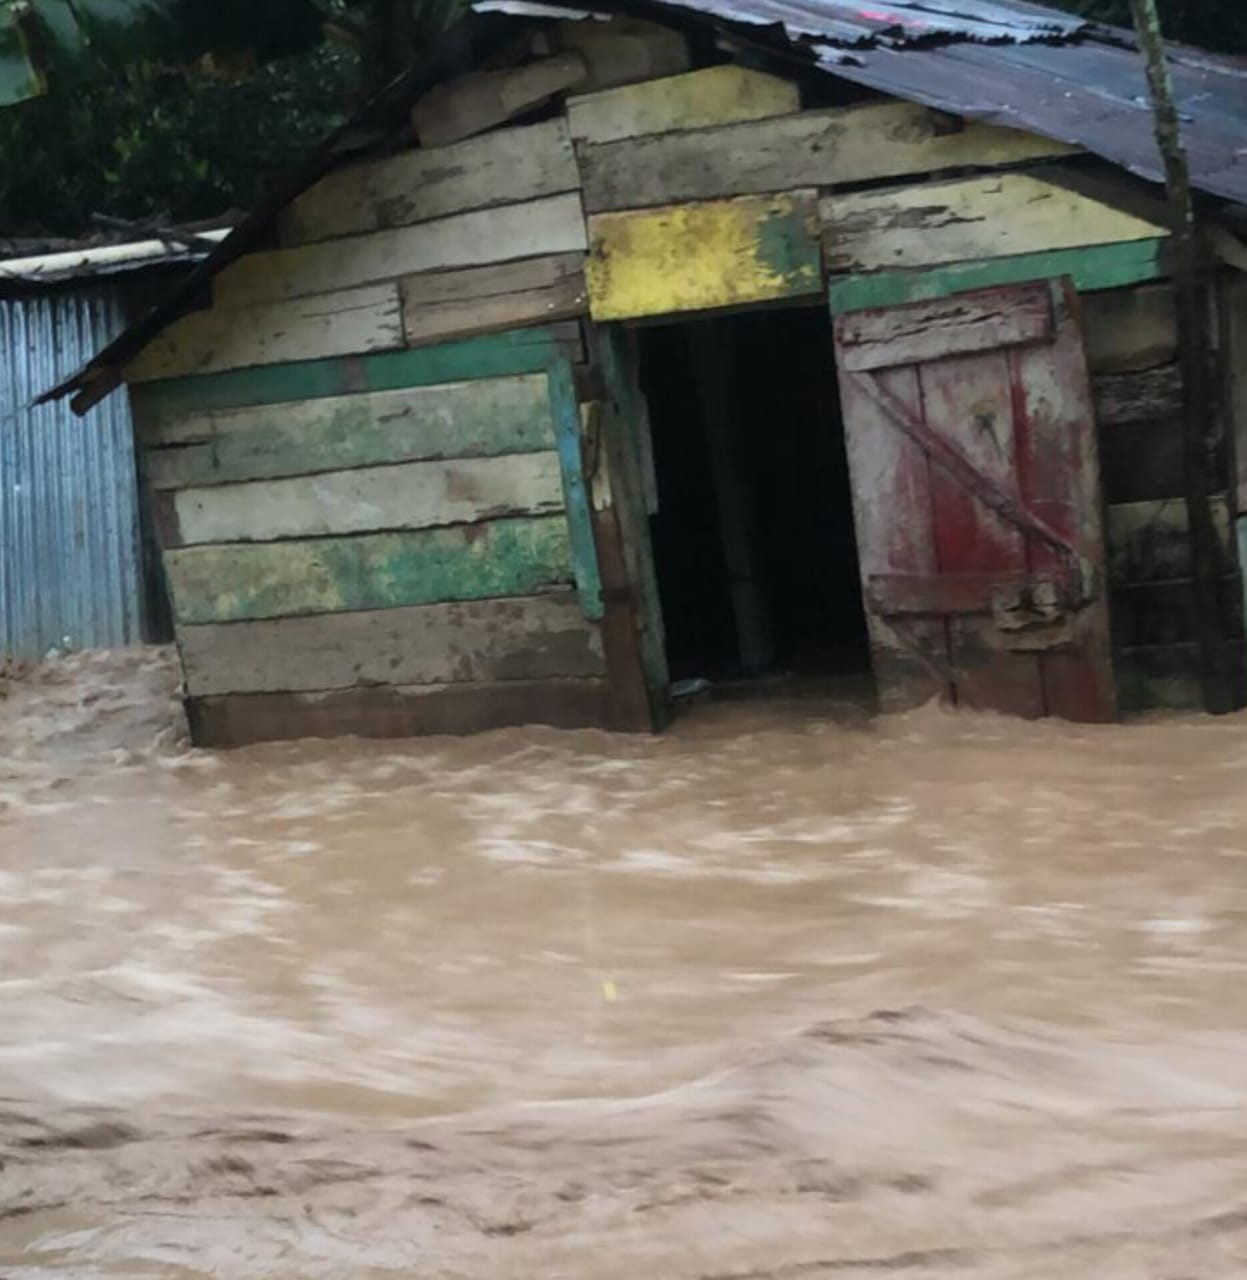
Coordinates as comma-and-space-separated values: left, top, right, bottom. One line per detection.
38, 0, 1247, 408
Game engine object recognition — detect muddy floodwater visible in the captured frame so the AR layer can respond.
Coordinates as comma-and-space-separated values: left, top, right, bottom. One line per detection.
4, 649, 1247, 1278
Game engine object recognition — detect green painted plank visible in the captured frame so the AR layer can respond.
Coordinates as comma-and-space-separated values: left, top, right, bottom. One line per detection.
546, 355, 604, 621
131, 327, 568, 424
144, 376, 558, 489
828, 239, 1168, 316
165, 515, 574, 624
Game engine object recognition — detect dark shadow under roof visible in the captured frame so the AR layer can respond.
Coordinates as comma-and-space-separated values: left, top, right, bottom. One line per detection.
42, 0, 1247, 409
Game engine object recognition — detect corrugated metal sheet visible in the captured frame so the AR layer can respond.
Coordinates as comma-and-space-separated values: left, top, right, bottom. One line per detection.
0, 286, 146, 657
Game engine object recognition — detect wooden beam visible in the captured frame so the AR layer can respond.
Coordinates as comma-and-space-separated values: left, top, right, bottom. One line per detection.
402, 253, 587, 347
212, 193, 589, 309
410, 53, 587, 148
566, 65, 798, 144
129, 327, 572, 421
142, 375, 557, 489
186, 676, 612, 747
164, 514, 575, 624
828, 240, 1168, 315
1093, 365, 1184, 427
179, 592, 605, 696
585, 191, 820, 322
126, 283, 403, 383
578, 100, 1078, 213
822, 174, 1168, 276
169, 452, 565, 546
279, 119, 580, 246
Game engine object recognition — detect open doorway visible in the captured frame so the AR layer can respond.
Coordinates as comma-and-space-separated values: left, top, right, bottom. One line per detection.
636, 304, 870, 694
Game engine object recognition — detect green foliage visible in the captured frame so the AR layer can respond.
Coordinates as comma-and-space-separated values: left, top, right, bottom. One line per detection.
0, 39, 358, 236
0, 0, 330, 106
1050, 0, 1247, 53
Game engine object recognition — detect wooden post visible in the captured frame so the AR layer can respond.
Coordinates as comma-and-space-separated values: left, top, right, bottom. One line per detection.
1129, 0, 1236, 713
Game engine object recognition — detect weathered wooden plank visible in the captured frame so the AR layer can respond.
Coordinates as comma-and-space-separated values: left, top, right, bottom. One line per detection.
1082, 283, 1177, 374
828, 241, 1167, 315
179, 592, 605, 696
837, 283, 1053, 372
566, 65, 797, 145
402, 257, 587, 347
126, 284, 403, 383
165, 515, 574, 624
411, 54, 587, 149
279, 120, 580, 246
213, 194, 589, 309
547, 17, 688, 92
547, 353, 603, 620
1093, 364, 1184, 426
585, 191, 820, 322
1107, 494, 1232, 585
579, 100, 1078, 213
171, 452, 565, 546
186, 676, 611, 746
143, 375, 557, 489
129, 328, 569, 422
822, 174, 1168, 275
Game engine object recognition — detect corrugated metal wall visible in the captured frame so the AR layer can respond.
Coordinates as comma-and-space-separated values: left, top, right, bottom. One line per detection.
0, 285, 146, 657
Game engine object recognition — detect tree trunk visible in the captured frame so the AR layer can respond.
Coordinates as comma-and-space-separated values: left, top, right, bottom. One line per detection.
1128, 0, 1236, 713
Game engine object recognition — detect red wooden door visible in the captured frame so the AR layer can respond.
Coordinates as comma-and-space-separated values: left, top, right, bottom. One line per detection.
834, 280, 1116, 722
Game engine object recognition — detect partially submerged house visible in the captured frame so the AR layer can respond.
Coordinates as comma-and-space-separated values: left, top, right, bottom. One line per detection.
43, 0, 1247, 745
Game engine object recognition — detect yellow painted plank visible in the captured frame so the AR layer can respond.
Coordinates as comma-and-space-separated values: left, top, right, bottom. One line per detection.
566, 65, 799, 144
585, 191, 820, 321
822, 173, 1168, 274
214, 193, 588, 309
280, 119, 580, 246
127, 283, 403, 383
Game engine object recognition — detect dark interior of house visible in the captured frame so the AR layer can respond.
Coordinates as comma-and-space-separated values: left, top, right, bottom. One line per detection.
637, 305, 869, 687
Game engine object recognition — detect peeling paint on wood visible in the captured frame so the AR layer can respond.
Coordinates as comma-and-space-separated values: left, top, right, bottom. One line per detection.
566, 65, 798, 144
179, 592, 605, 696
828, 241, 1167, 315
126, 284, 404, 382
578, 101, 1077, 213
280, 120, 580, 246
172, 452, 565, 545
585, 192, 820, 321
165, 515, 575, 624
142, 376, 558, 489
129, 328, 571, 421
213, 193, 589, 308
186, 676, 611, 747
822, 174, 1168, 275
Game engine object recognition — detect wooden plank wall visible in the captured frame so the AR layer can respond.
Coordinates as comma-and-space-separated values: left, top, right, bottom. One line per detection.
1083, 282, 1244, 711
131, 340, 620, 746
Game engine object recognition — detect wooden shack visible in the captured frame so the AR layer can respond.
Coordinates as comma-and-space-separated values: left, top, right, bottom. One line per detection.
52, 1, 1247, 744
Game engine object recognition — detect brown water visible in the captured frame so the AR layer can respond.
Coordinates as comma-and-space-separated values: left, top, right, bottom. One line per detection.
4, 648, 1247, 1278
